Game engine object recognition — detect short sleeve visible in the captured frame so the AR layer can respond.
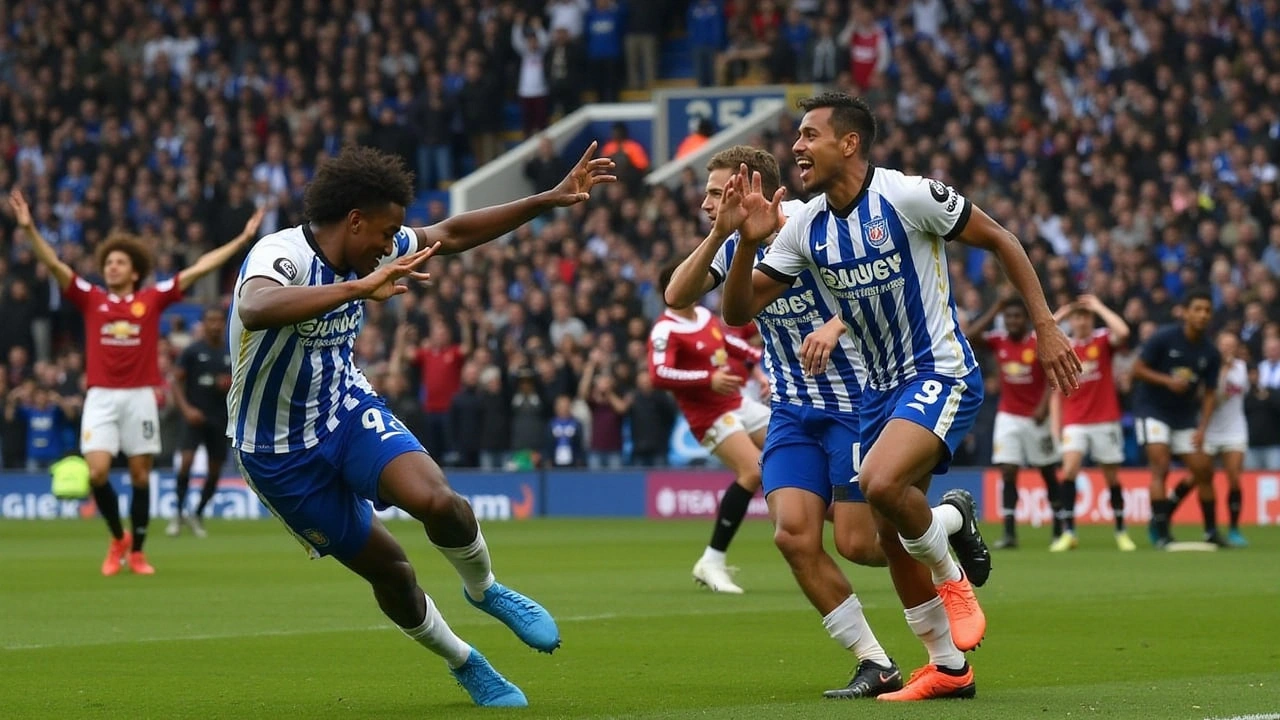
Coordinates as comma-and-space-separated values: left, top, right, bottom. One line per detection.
707, 233, 737, 290
756, 210, 811, 282
241, 234, 311, 288
374, 225, 418, 271
62, 275, 100, 312
894, 176, 972, 241
152, 275, 185, 309
177, 344, 197, 375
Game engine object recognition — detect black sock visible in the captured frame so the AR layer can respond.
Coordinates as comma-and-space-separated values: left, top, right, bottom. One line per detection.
709, 481, 754, 552
936, 662, 969, 676
1169, 479, 1193, 510
92, 483, 124, 539
1109, 485, 1126, 532
195, 473, 220, 516
130, 487, 150, 552
174, 468, 191, 518
1228, 488, 1242, 531
1200, 498, 1218, 536
1001, 479, 1017, 538
1058, 481, 1077, 532
1043, 476, 1062, 537
1153, 499, 1172, 540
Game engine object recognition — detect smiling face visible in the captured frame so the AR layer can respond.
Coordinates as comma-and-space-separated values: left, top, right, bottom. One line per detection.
344, 203, 407, 277
102, 250, 139, 293
792, 107, 857, 193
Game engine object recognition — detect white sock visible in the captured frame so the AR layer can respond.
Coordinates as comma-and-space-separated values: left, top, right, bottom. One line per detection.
900, 516, 962, 585
822, 594, 891, 666
903, 596, 965, 671
400, 592, 472, 669
699, 547, 727, 565
434, 527, 496, 602
934, 504, 964, 535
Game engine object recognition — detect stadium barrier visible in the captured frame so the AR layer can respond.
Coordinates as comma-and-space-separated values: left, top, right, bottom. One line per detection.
981, 469, 1280, 528
649, 83, 818, 164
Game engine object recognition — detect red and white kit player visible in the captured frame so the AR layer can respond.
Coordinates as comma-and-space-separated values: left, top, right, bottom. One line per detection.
721, 319, 770, 401
1049, 295, 1136, 551
650, 265, 770, 594
8, 190, 262, 576
966, 295, 1067, 550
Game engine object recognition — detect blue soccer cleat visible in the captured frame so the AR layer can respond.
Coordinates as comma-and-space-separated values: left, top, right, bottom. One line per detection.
451, 649, 528, 707
466, 582, 562, 653
1227, 529, 1248, 548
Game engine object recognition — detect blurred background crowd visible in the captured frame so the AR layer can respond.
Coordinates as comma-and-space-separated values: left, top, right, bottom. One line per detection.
2, 0, 1280, 472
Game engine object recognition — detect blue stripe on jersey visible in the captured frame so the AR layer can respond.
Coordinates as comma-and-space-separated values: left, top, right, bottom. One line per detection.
253, 332, 301, 452
803, 269, 862, 400
835, 216, 894, 388
766, 317, 812, 405
235, 328, 280, 446
286, 338, 314, 452
883, 204, 936, 378
794, 272, 841, 409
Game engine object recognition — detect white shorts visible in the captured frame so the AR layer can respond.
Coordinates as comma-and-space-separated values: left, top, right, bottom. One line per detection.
1134, 417, 1195, 457
1202, 433, 1247, 456
701, 397, 771, 451
1061, 422, 1125, 465
992, 411, 1060, 467
81, 387, 161, 457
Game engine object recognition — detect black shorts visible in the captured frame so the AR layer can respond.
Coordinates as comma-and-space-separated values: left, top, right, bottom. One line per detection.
180, 420, 230, 463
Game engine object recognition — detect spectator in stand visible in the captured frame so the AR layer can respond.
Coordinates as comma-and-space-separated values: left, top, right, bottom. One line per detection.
545, 27, 586, 120
511, 13, 551, 138
676, 117, 717, 160
397, 320, 471, 466
688, 0, 728, 88
578, 348, 630, 469
1245, 364, 1280, 470
624, 0, 663, 91
629, 369, 678, 467
509, 367, 547, 468
545, 394, 586, 468
585, 0, 624, 103
449, 363, 486, 469
600, 122, 650, 173
839, 3, 889, 93
526, 137, 571, 196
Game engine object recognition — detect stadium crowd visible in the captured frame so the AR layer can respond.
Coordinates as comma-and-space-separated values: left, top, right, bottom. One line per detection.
2, 0, 1280, 472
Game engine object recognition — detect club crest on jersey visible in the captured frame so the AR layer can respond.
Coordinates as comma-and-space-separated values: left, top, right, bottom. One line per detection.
130, 301, 147, 318
1021, 348, 1035, 364
1086, 344, 1100, 359
864, 218, 889, 248
711, 327, 723, 340
302, 529, 329, 547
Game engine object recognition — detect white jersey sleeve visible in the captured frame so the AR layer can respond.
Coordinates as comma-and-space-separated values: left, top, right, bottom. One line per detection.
756, 198, 820, 281
241, 233, 313, 288
374, 226, 419, 270
709, 200, 808, 289
889, 175, 972, 241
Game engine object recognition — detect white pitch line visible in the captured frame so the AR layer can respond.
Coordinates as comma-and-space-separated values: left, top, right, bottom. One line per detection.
1203, 715, 1280, 720
1, 603, 832, 651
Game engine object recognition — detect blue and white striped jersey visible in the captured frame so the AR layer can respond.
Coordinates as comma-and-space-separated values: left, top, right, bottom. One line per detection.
757, 167, 979, 392
227, 224, 417, 453
710, 199, 864, 412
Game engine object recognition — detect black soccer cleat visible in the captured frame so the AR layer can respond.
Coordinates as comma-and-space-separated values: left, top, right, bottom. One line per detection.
822, 659, 904, 699
1204, 531, 1228, 548
941, 489, 992, 587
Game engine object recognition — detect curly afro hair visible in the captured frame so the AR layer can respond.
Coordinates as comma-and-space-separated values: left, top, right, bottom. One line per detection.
303, 146, 415, 225
96, 232, 153, 284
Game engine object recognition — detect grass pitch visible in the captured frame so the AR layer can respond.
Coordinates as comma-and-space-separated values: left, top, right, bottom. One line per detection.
1, 519, 1278, 719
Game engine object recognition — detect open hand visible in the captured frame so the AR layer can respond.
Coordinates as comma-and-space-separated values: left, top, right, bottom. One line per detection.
7, 189, 32, 228
240, 206, 266, 241
358, 243, 441, 302
732, 164, 786, 244
709, 369, 744, 395
549, 141, 617, 206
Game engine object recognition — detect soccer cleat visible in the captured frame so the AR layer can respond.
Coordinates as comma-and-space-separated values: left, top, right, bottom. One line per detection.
165, 517, 181, 537
127, 551, 156, 575
451, 648, 528, 707
1204, 531, 1227, 548
877, 664, 976, 701
936, 575, 985, 651
184, 513, 208, 539
1115, 532, 1137, 552
1227, 529, 1248, 548
993, 535, 1018, 550
1049, 531, 1078, 552
940, 489, 991, 587
692, 558, 744, 594
466, 582, 561, 653
823, 659, 904, 699
102, 532, 131, 576
1147, 519, 1159, 546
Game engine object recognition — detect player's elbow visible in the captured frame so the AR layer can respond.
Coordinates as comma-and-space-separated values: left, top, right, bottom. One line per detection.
237, 299, 269, 331
722, 303, 754, 327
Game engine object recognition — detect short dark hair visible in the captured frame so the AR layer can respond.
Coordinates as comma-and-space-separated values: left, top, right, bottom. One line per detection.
1182, 287, 1213, 307
706, 146, 782, 196
96, 232, 152, 284
1003, 297, 1028, 314
796, 92, 878, 155
303, 146, 415, 225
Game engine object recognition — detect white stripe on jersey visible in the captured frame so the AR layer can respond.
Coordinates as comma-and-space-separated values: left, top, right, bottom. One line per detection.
710, 200, 863, 411
227, 224, 416, 453
757, 166, 979, 392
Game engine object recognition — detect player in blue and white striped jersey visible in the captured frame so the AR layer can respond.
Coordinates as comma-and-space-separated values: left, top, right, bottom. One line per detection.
228, 144, 615, 707
667, 146, 908, 699
721, 93, 1081, 701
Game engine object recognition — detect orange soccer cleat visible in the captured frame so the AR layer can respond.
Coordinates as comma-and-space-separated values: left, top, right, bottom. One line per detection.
936, 574, 986, 651
877, 664, 976, 702
127, 551, 156, 575
101, 532, 132, 576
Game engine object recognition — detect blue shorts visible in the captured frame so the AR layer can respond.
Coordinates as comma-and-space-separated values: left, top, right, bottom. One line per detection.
858, 369, 984, 475
235, 396, 425, 561
760, 402, 865, 504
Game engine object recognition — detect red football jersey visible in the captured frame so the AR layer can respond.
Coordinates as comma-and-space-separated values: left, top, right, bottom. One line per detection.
648, 307, 760, 441
64, 274, 184, 389
985, 330, 1046, 417
722, 320, 760, 380
1062, 329, 1121, 425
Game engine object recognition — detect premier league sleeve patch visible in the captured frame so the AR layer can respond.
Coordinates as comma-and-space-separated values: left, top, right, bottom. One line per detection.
273, 257, 298, 281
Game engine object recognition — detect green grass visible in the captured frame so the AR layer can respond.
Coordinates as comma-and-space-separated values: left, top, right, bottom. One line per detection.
2, 519, 1278, 720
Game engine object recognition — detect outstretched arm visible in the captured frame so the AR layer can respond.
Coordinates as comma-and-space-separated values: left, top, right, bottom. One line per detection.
179, 207, 265, 292
6, 190, 73, 290
664, 230, 728, 309
414, 142, 616, 256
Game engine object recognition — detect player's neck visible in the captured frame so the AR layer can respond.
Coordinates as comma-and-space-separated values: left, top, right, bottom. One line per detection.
666, 306, 696, 319
824, 160, 871, 213
306, 223, 351, 274
106, 282, 136, 296
1182, 325, 1202, 343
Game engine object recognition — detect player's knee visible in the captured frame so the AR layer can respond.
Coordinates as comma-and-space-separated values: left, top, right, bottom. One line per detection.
772, 525, 819, 564
835, 524, 885, 567
371, 558, 418, 596
858, 472, 899, 509
736, 467, 762, 492
402, 485, 464, 524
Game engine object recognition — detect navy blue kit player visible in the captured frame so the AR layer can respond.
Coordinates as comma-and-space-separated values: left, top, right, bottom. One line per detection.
227, 144, 614, 707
